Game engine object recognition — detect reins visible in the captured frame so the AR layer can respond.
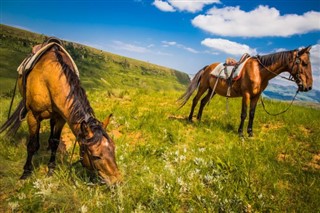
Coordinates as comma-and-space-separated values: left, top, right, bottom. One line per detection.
68, 133, 101, 185
255, 56, 297, 83
7, 75, 19, 119
256, 52, 302, 116
260, 90, 299, 116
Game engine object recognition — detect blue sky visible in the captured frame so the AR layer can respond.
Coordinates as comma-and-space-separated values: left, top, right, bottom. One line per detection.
1, 0, 320, 89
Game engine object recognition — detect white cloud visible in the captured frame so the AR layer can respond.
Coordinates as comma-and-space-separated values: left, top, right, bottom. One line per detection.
162, 41, 177, 46
112, 40, 148, 53
152, 0, 175, 12
201, 38, 257, 56
162, 40, 199, 53
153, 0, 220, 13
310, 44, 320, 90
192, 5, 320, 37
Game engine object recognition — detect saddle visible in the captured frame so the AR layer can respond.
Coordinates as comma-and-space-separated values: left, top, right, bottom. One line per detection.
17, 37, 79, 77
17, 37, 80, 120
210, 53, 251, 96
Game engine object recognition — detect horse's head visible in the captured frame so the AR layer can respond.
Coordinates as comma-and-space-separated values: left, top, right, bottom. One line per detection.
79, 115, 121, 185
291, 46, 313, 92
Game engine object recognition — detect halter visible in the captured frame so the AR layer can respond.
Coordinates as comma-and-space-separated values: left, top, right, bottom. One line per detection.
288, 53, 303, 90
68, 117, 110, 183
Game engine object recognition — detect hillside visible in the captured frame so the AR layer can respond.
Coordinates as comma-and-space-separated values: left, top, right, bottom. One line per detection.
0, 24, 190, 95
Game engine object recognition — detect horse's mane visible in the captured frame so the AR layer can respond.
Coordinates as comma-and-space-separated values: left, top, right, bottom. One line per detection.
257, 50, 295, 67
54, 45, 94, 124
54, 45, 111, 144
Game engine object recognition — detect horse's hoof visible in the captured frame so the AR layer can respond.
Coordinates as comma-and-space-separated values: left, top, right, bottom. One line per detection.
20, 170, 32, 180
238, 132, 244, 138
248, 132, 253, 137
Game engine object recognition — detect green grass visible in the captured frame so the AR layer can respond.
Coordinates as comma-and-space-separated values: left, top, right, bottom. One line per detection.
0, 24, 320, 212
1, 90, 319, 212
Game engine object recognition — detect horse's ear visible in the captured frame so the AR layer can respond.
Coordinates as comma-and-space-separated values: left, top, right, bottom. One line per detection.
299, 45, 312, 55
102, 114, 113, 129
306, 45, 312, 52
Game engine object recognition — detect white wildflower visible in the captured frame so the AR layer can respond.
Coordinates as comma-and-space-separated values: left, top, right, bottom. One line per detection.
8, 202, 19, 211
80, 205, 88, 213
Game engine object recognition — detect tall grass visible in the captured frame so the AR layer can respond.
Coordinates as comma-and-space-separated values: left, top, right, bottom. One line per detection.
1, 89, 319, 212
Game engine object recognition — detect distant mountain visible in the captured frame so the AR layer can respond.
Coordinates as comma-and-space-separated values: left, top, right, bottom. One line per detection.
263, 83, 320, 103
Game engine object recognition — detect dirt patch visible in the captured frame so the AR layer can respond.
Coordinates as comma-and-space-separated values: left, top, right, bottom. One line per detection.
127, 131, 144, 146
304, 152, 320, 170
298, 125, 312, 136
110, 129, 122, 139
261, 122, 284, 132
168, 114, 187, 121
277, 153, 291, 162
59, 126, 75, 153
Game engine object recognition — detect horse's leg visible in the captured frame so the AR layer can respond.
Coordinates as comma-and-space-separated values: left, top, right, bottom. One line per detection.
197, 88, 214, 121
47, 118, 55, 150
188, 86, 207, 121
20, 113, 40, 179
238, 94, 250, 137
47, 115, 66, 176
247, 95, 260, 137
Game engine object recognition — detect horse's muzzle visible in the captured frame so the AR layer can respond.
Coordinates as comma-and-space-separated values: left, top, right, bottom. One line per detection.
298, 85, 312, 92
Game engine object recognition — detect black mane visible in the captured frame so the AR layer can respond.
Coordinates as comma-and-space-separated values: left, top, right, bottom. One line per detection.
54, 45, 94, 124
53, 45, 112, 144
257, 50, 295, 67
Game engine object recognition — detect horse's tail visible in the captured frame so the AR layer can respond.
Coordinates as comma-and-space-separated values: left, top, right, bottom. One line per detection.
0, 101, 25, 135
177, 65, 208, 109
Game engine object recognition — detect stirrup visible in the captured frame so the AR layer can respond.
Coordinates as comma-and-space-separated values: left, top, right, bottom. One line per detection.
226, 87, 231, 97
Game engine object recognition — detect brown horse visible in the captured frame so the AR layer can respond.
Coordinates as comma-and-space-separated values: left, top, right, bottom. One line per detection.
0, 39, 121, 184
179, 46, 313, 137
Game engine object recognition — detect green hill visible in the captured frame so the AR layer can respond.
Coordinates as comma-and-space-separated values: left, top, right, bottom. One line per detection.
0, 24, 190, 95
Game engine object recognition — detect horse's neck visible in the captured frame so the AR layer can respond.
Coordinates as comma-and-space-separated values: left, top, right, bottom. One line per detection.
262, 62, 289, 81
65, 104, 93, 138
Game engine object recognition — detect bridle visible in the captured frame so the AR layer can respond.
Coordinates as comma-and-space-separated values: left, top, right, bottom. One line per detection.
68, 118, 110, 183
257, 50, 303, 116
255, 50, 303, 89
288, 53, 304, 91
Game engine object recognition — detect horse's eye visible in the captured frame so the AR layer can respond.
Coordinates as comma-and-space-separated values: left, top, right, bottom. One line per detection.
92, 155, 101, 160
302, 61, 308, 66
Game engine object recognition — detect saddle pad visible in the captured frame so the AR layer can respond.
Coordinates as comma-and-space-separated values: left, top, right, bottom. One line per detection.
17, 42, 80, 78
210, 57, 250, 80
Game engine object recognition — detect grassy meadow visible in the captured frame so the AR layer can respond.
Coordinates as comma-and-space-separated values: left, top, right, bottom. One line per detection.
1, 24, 320, 212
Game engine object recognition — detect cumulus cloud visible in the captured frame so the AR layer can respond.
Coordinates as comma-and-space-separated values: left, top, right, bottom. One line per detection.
201, 38, 257, 56
310, 44, 320, 90
153, 0, 220, 13
152, 0, 175, 12
162, 40, 199, 53
192, 5, 320, 37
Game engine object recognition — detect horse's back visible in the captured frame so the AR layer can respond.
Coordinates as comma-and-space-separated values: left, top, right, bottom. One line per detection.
21, 50, 71, 120
203, 63, 220, 76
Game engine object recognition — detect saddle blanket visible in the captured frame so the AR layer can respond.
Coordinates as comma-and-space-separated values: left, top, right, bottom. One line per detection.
17, 42, 79, 78
210, 57, 251, 81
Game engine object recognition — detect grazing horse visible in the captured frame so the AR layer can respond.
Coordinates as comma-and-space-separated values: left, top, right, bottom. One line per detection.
179, 46, 313, 137
0, 39, 121, 184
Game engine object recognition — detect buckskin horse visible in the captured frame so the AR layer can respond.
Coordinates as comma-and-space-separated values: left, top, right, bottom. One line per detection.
178, 46, 313, 137
0, 38, 121, 184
